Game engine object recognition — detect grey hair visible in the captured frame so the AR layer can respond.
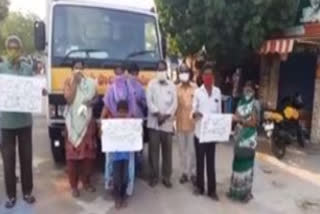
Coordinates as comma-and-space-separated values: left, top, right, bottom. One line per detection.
5, 35, 23, 49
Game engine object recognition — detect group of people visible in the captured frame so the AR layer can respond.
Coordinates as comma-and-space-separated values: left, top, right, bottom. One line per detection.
0, 35, 259, 210
62, 58, 259, 209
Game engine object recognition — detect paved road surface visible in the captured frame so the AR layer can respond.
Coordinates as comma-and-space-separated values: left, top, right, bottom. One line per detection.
0, 116, 320, 214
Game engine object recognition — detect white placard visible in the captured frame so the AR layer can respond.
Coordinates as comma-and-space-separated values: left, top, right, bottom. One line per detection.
101, 119, 143, 152
0, 74, 44, 113
200, 114, 232, 143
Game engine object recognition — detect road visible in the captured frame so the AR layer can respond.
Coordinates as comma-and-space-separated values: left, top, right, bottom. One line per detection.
1, 116, 320, 214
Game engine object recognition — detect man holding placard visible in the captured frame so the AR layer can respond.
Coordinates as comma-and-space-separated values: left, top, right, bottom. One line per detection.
192, 63, 222, 201
0, 35, 38, 208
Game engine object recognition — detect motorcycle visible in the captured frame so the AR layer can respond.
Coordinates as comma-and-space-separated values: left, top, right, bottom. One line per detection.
263, 99, 305, 159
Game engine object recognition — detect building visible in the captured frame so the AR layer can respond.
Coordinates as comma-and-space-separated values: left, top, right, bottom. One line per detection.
259, 0, 320, 144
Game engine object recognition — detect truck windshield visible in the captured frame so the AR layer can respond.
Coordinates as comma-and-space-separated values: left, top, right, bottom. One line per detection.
52, 5, 161, 67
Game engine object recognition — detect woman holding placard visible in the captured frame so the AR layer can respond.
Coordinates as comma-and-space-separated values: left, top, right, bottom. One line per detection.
227, 81, 258, 203
64, 60, 98, 198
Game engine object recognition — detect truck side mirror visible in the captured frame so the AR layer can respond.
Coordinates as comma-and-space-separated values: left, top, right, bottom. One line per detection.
34, 21, 46, 51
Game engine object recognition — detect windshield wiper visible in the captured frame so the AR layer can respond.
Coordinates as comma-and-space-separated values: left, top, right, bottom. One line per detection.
62, 49, 109, 64
126, 50, 156, 59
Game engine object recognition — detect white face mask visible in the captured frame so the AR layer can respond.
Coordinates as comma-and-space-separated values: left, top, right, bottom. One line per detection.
157, 71, 167, 81
179, 73, 190, 82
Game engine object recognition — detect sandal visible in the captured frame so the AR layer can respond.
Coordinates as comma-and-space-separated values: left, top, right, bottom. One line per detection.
72, 189, 80, 198
23, 194, 36, 204
84, 185, 96, 193
5, 198, 16, 209
242, 194, 253, 204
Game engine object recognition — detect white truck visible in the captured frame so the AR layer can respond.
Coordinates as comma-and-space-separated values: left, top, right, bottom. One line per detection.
34, 0, 164, 163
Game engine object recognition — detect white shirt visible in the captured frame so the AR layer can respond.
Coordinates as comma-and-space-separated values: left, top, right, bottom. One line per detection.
192, 85, 222, 138
146, 78, 177, 133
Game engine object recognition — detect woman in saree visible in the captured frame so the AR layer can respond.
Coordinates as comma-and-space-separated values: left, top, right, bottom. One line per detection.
227, 81, 258, 203
101, 65, 136, 197
64, 60, 98, 198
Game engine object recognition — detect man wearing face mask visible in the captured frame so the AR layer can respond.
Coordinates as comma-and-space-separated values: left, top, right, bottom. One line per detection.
192, 63, 222, 201
0, 35, 37, 208
147, 60, 177, 188
176, 64, 197, 185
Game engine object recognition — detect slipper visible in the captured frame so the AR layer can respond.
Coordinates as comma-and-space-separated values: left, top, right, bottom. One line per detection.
5, 198, 16, 209
23, 195, 36, 204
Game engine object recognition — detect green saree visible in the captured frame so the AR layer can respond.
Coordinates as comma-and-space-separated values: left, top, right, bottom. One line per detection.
228, 97, 257, 201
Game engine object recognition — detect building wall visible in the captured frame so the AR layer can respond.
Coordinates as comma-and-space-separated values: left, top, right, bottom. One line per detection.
311, 59, 320, 144
259, 55, 280, 109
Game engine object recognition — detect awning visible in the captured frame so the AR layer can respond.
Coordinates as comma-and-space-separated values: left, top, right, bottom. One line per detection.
260, 39, 295, 55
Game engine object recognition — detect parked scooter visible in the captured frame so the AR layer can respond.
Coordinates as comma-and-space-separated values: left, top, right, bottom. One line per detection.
263, 94, 305, 159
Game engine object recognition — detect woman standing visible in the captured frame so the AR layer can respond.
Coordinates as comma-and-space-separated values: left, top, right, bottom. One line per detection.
64, 60, 97, 198
227, 81, 258, 203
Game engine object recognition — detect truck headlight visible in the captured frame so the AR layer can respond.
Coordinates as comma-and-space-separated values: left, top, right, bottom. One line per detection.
49, 105, 66, 118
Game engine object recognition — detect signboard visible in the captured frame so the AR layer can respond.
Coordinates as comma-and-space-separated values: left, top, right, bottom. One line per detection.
0, 74, 44, 113
199, 114, 233, 143
101, 119, 143, 152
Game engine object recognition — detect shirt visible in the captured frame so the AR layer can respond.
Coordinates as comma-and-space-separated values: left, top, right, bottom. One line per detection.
146, 78, 177, 133
176, 83, 197, 133
192, 85, 222, 138
0, 60, 33, 129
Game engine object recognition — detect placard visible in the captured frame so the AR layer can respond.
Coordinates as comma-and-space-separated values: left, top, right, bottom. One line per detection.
0, 74, 44, 113
199, 114, 232, 143
101, 119, 143, 152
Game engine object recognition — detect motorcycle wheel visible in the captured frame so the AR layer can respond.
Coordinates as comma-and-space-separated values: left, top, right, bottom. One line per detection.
271, 135, 286, 159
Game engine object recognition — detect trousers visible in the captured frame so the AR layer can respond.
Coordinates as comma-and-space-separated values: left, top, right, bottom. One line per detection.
194, 137, 217, 195
1, 127, 33, 198
177, 132, 196, 177
148, 129, 172, 182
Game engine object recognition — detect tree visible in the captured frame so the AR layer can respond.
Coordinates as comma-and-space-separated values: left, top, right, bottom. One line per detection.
0, 0, 9, 22
155, 0, 299, 66
0, 12, 39, 54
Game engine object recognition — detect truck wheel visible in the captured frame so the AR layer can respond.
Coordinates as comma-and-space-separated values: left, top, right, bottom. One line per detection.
50, 139, 66, 165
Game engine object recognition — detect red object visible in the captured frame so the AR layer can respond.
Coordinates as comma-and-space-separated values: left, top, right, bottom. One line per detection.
202, 74, 213, 87
67, 159, 94, 189
65, 120, 97, 160
260, 39, 295, 55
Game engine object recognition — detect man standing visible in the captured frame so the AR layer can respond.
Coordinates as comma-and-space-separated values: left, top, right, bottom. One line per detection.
192, 63, 222, 201
0, 35, 37, 208
147, 60, 177, 188
176, 64, 197, 184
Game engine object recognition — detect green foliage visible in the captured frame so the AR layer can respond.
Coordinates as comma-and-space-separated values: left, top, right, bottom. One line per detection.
0, 12, 39, 55
0, 0, 10, 22
155, 0, 299, 66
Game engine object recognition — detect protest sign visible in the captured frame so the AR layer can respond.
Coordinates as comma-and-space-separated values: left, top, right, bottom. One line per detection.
199, 114, 232, 143
101, 119, 143, 152
0, 74, 44, 113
